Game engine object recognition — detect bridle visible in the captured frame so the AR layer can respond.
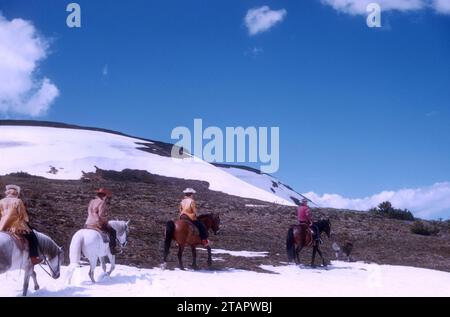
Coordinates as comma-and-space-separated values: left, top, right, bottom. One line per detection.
115, 226, 129, 252
39, 250, 61, 278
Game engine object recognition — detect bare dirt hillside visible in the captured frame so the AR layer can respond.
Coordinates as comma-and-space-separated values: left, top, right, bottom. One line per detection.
1, 170, 449, 273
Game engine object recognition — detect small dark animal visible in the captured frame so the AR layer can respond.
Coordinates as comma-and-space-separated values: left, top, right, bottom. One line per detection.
332, 242, 354, 262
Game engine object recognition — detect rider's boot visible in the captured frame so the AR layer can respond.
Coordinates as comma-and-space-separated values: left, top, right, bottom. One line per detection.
31, 256, 43, 265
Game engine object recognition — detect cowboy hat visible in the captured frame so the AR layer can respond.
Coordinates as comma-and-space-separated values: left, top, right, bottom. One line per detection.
5, 184, 21, 194
183, 188, 196, 194
301, 198, 309, 203
96, 188, 112, 197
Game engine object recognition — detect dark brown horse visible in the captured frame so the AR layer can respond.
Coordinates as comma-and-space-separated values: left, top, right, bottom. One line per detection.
164, 213, 220, 270
286, 219, 331, 267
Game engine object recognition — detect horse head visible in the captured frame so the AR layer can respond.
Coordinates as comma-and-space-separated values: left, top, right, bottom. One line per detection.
35, 231, 64, 279
48, 247, 64, 279
211, 213, 221, 235
110, 220, 130, 248
320, 218, 332, 238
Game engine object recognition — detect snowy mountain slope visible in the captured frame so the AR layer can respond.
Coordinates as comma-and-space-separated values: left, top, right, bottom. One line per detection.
0, 121, 294, 205
214, 163, 307, 206
1, 261, 449, 297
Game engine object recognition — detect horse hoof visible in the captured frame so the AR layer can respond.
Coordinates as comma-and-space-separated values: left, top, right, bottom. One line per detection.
34, 286, 40, 291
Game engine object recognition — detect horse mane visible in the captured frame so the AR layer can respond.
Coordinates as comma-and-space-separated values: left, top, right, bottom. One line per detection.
198, 213, 220, 223
34, 231, 60, 258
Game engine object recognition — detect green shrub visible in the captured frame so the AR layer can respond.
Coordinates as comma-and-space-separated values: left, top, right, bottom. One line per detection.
370, 201, 415, 221
411, 221, 440, 236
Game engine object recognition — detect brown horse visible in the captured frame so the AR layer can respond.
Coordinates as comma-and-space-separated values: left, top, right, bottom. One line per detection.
286, 219, 331, 267
164, 213, 220, 270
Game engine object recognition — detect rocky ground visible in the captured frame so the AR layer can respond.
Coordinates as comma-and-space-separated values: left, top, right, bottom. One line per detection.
1, 170, 449, 273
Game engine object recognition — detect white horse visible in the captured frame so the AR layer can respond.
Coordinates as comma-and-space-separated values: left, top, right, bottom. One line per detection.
0, 231, 63, 296
67, 220, 129, 284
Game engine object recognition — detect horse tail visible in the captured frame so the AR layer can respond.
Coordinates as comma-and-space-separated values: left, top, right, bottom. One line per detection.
66, 231, 84, 284
69, 231, 84, 265
286, 227, 296, 262
164, 221, 175, 261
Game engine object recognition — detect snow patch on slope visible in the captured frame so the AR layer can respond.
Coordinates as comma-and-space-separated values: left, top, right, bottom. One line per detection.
216, 165, 301, 206
0, 126, 292, 205
208, 249, 269, 258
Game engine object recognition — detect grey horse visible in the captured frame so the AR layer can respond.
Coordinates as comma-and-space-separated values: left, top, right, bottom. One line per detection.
0, 230, 63, 296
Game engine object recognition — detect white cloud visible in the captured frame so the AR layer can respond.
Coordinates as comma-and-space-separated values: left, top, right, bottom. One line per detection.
304, 182, 450, 219
320, 0, 450, 15
0, 14, 59, 117
433, 0, 450, 14
244, 6, 287, 36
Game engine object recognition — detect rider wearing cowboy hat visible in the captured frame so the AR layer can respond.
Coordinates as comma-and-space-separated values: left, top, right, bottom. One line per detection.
297, 198, 319, 243
0, 185, 42, 265
85, 188, 118, 254
179, 188, 209, 247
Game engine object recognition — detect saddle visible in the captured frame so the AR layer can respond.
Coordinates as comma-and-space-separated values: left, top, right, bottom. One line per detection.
85, 226, 109, 243
179, 215, 200, 235
294, 223, 315, 247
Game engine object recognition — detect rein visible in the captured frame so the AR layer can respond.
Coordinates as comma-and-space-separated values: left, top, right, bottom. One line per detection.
37, 239, 61, 278
38, 250, 60, 278
115, 237, 126, 254
39, 255, 57, 277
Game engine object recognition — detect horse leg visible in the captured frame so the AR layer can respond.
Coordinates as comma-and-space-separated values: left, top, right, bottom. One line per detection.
191, 247, 198, 270
317, 247, 327, 267
88, 258, 97, 283
178, 245, 185, 270
107, 254, 116, 276
296, 246, 303, 265
207, 246, 212, 268
22, 265, 33, 296
31, 269, 40, 291
100, 256, 107, 273
311, 246, 317, 268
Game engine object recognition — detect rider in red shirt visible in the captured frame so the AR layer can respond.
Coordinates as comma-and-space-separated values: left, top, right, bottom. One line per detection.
297, 198, 319, 243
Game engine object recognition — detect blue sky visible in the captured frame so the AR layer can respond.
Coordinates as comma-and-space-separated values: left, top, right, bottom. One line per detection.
0, 0, 449, 218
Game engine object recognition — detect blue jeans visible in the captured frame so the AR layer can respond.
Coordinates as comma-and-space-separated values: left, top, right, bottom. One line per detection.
193, 220, 208, 240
